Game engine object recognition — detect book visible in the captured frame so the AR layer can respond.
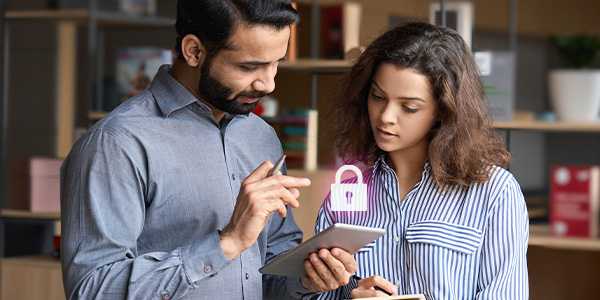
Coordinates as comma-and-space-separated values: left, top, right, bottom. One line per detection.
286, 2, 298, 62
321, 2, 362, 59
474, 51, 516, 121
9, 157, 63, 213
280, 108, 318, 170
549, 165, 600, 238
429, 1, 473, 49
115, 47, 174, 103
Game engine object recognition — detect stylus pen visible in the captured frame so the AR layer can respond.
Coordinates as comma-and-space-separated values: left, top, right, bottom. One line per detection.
267, 154, 286, 177
351, 275, 393, 296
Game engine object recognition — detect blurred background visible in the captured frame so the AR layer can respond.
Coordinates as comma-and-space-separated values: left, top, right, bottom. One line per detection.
1, 0, 600, 299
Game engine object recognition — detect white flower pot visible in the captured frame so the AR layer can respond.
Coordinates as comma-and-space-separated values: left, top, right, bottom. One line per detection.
548, 69, 600, 121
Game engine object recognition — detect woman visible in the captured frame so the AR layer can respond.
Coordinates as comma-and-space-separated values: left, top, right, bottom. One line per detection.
314, 22, 528, 299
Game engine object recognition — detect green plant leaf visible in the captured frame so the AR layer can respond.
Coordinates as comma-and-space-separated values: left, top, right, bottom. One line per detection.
550, 33, 600, 68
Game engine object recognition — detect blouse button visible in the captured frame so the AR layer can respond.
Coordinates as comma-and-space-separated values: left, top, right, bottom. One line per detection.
394, 236, 401, 243
245, 273, 249, 280
161, 294, 170, 300
204, 265, 212, 273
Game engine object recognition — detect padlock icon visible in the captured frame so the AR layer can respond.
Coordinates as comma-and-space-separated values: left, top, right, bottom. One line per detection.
330, 165, 367, 212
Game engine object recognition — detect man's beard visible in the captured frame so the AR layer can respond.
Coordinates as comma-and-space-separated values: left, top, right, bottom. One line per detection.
198, 59, 268, 115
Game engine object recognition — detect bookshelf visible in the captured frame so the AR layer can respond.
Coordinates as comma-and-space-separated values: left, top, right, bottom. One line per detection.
3, 8, 175, 158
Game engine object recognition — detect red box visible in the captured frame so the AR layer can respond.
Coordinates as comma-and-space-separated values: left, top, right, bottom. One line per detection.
550, 165, 600, 238
10, 157, 63, 212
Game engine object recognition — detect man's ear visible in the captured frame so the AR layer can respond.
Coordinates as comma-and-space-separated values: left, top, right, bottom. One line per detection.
180, 34, 205, 67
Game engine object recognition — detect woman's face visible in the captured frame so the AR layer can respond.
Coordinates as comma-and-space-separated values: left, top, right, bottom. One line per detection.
368, 63, 438, 156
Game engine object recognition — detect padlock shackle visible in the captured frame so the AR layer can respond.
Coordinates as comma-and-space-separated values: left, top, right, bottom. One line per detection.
335, 165, 363, 184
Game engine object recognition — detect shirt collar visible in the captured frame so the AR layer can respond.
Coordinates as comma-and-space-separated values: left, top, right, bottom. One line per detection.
372, 153, 431, 177
149, 64, 249, 122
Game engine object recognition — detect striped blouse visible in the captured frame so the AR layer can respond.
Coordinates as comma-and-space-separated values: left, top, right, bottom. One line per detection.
314, 155, 529, 300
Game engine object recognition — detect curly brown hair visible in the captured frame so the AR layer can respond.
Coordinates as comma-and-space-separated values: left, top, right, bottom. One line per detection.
325, 22, 510, 187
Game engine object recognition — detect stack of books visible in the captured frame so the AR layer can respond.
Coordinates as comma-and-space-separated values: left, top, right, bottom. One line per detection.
280, 108, 318, 170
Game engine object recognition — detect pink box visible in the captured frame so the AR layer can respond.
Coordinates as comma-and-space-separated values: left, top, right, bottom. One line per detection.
10, 157, 63, 212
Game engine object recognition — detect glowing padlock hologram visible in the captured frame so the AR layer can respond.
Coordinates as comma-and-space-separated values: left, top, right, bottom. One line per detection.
331, 165, 367, 212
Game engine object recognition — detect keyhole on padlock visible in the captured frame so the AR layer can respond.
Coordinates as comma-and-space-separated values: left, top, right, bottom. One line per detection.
346, 191, 353, 204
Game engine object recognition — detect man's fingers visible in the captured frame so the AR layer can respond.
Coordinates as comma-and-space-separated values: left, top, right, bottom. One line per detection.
244, 161, 274, 183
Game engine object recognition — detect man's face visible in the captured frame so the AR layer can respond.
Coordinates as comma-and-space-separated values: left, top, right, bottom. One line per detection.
197, 23, 290, 115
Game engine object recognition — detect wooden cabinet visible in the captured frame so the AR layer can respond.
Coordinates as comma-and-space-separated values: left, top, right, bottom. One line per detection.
1, 255, 64, 300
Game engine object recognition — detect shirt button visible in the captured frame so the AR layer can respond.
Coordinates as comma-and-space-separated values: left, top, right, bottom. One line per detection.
245, 273, 249, 280
395, 280, 401, 286
204, 265, 212, 273
232, 174, 235, 180
161, 294, 170, 300
394, 236, 401, 243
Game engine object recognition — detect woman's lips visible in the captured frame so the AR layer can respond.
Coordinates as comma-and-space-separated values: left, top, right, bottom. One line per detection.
377, 128, 397, 139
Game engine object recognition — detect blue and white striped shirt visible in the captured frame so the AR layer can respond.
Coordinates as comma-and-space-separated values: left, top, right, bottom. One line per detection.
315, 155, 529, 300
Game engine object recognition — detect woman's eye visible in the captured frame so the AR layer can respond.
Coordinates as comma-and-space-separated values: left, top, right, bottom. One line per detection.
403, 106, 419, 114
370, 93, 384, 100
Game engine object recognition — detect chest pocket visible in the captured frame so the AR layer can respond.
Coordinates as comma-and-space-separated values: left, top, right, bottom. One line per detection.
406, 220, 482, 255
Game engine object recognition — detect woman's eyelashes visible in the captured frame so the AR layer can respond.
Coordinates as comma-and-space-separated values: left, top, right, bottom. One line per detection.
403, 106, 419, 114
370, 92, 384, 100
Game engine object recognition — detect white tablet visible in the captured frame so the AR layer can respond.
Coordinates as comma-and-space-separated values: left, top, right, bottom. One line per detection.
259, 223, 385, 277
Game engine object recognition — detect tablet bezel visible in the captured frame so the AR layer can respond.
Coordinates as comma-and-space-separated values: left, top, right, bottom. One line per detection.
259, 223, 386, 277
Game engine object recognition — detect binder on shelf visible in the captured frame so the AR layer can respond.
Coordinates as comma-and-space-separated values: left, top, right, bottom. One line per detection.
429, 1, 473, 49
549, 165, 600, 238
321, 2, 362, 60
281, 108, 318, 170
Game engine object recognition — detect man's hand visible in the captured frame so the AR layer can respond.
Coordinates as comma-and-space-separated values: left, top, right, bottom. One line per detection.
300, 247, 358, 292
219, 160, 311, 259
350, 275, 398, 298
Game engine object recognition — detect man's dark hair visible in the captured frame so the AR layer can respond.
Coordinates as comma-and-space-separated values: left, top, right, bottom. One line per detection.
175, 0, 300, 60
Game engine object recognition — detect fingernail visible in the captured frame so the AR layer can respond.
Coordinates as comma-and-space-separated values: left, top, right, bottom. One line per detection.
332, 249, 340, 256
391, 286, 398, 295
302, 178, 311, 185
306, 262, 312, 268
311, 256, 319, 263
319, 251, 328, 259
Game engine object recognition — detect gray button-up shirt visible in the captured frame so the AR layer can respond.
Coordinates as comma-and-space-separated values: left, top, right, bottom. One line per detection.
60, 65, 313, 299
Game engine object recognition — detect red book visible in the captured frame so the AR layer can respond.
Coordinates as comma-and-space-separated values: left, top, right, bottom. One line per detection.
550, 165, 600, 238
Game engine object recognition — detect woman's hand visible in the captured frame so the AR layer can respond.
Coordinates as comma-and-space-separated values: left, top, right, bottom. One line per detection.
350, 275, 398, 298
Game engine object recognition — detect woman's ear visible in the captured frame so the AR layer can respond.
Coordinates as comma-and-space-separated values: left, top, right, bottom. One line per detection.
180, 34, 205, 67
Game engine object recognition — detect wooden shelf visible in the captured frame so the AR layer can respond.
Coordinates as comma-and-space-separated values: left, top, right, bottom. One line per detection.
493, 120, 600, 132
1, 254, 61, 267
6, 9, 174, 27
0, 209, 60, 220
529, 224, 600, 251
278, 59, 353, 73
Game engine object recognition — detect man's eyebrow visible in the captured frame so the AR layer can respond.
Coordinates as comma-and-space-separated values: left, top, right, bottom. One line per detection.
239, 55, 287, 66
371, 80, 425, 102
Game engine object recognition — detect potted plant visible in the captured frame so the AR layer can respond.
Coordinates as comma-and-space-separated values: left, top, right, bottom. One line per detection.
548, 33, 600, 121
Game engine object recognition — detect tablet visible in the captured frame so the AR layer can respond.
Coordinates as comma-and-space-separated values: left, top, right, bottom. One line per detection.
259, 223, 385, 277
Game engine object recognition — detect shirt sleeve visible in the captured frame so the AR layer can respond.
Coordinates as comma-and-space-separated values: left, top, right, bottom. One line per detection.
476, 176, 529, 299
60, 130, 233, 300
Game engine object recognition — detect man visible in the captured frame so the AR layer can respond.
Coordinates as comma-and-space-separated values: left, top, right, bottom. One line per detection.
60, 1, 356, 299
